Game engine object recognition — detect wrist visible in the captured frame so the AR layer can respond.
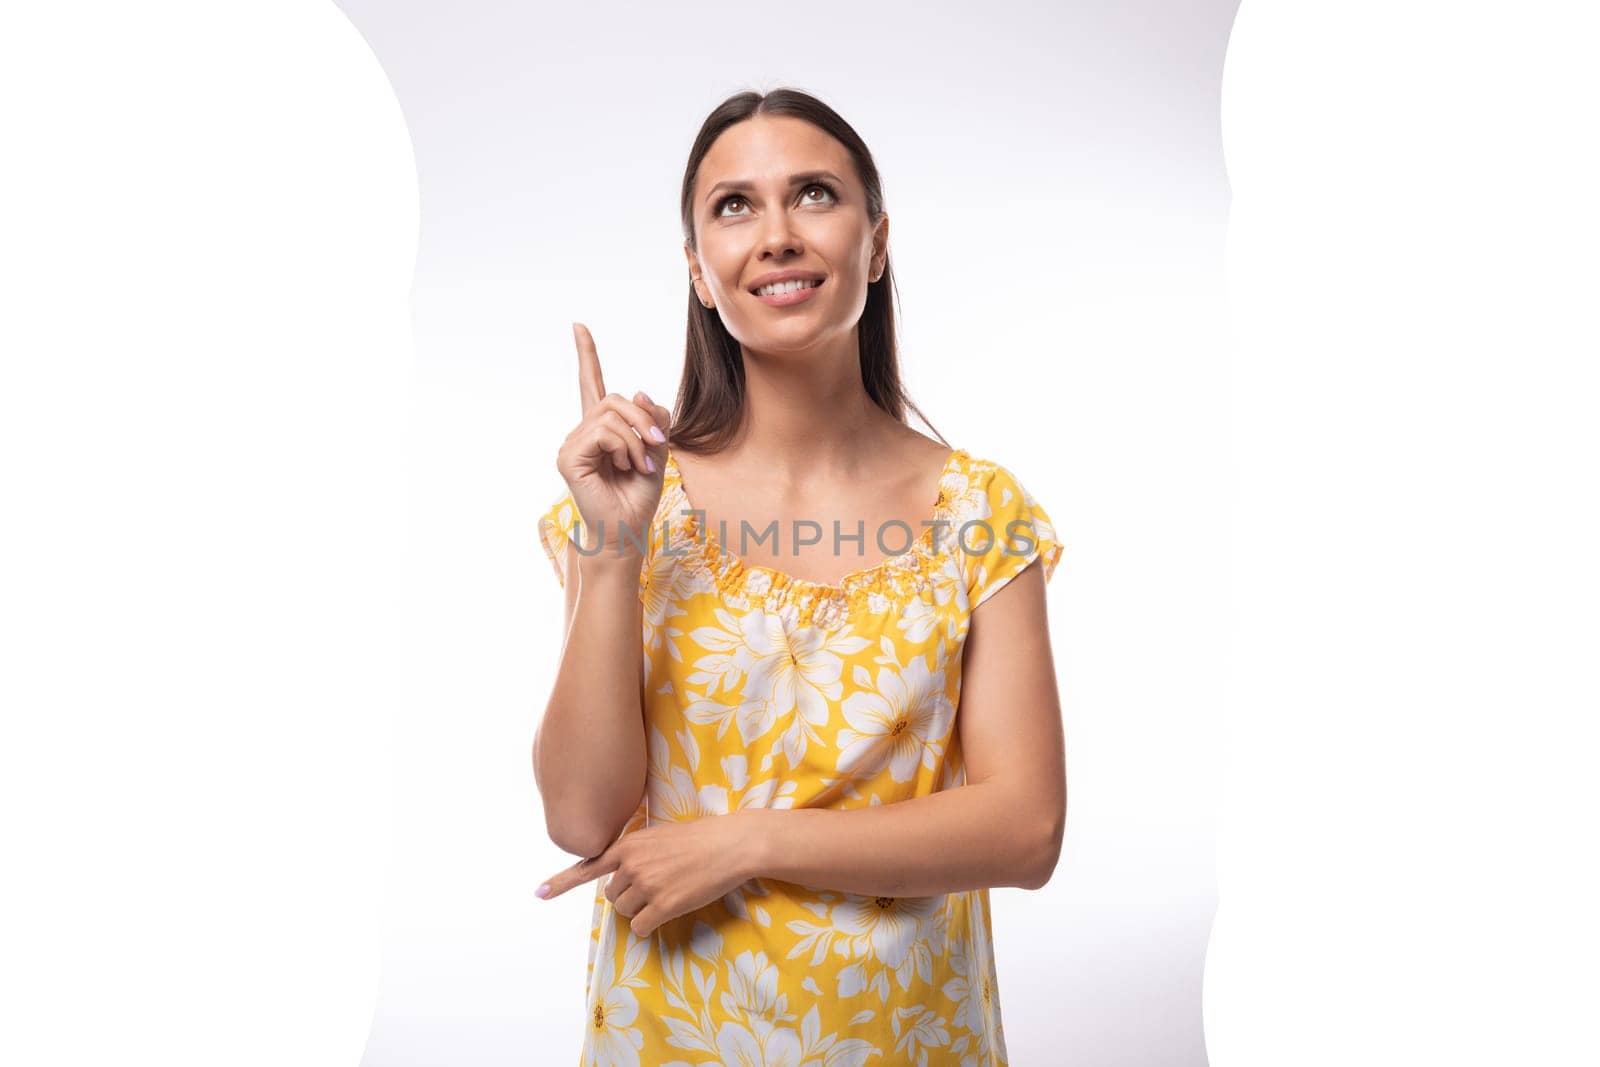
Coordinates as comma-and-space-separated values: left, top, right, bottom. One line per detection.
737, 808, 777, 882
576, 550, 644, 585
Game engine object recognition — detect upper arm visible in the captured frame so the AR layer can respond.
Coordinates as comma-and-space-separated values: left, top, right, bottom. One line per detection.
958, 560, 1066, 888
954, 459, 1067, 888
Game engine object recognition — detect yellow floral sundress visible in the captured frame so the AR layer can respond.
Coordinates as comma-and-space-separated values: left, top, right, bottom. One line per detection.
538, 446, 1063, 1067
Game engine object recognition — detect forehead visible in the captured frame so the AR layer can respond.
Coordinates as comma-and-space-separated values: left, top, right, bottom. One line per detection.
697, 115, 852, 190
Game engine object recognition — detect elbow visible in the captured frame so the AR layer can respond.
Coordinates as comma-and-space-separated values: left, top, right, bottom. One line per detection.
542, 786, 641, 859
1020, 811, 1066, 891
532, 735, 623, 857
546, 815, 622, 860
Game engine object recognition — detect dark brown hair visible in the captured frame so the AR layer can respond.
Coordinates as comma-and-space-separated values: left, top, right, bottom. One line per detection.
671, 87, 947, 455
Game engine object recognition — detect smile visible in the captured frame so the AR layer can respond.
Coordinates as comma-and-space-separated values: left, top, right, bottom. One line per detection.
751, 279, 824, 307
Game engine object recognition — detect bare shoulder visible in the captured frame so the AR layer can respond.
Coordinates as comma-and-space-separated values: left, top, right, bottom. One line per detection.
878, 428, 956, 485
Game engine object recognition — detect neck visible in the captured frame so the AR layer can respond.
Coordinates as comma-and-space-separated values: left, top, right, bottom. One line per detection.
729, 335, 900, 476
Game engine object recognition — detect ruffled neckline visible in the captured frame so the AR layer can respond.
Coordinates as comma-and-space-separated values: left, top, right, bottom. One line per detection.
657, 446, 980, 629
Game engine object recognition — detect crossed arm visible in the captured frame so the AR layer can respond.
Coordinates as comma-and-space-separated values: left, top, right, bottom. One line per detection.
536, 561, 1067, 923
744, 560, 1067, 896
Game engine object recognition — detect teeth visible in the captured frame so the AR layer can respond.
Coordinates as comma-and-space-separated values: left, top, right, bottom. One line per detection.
755, 279, 821, 297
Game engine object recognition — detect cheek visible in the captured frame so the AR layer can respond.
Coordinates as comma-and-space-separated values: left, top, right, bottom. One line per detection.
706, 254, 746, 296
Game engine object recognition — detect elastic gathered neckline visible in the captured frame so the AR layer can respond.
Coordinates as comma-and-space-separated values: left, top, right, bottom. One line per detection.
657, 446, 982, 629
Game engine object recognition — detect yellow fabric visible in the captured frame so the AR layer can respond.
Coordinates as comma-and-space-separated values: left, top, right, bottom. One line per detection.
538, 446, 1062, 1066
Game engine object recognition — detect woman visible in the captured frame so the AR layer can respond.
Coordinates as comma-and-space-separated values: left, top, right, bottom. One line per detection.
533, 87, 1066, 1066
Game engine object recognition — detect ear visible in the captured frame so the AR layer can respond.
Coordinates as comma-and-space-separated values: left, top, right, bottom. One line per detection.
870, 214, 889, 281
683, 242, 713, 309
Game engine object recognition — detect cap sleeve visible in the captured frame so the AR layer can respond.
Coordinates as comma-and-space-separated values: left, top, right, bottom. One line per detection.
960, 462, 1064, 609
537, 489, 585, 589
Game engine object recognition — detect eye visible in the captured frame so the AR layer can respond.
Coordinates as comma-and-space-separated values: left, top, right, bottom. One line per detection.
715, 181, 839, 219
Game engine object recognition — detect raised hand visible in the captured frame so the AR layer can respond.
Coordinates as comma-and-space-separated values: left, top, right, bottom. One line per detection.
555, 323, 673, 566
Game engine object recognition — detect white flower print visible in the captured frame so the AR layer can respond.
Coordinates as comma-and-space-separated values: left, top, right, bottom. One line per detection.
583, 945, 645, 1067
971, 894, 1009, 1064
715, 1019, 803, 1066
643, 725, 728, 825
743, 618, 872, 770
942, 896, 1007, 1064
722, 753, 750, 791
686, 607, 761, 698
647, 749, 730, 824
836, 657, 956, 783
657, 925, 883, 1067
833, 894, 943, 972
720, 873, 779, 927
890, 1005, 953, 1064
942, 942, 984, 1046
929, 549, 965, 606
640, 551, 707, 685
720, 949, 794, 1026
821, 893, 947, 1004
938, 469, 990, 537
799, 1003, 883, 1066
896, 591, 939, 644
737, 775, 799, 811
730, 610, 801, 744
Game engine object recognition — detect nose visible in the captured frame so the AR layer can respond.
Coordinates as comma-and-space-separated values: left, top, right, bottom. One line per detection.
755, 211, 804, 260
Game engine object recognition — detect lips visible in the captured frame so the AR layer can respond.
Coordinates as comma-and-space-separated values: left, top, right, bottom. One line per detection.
751, 278, 824, 296
747, 270, 826, 294
750, 278, 825, 307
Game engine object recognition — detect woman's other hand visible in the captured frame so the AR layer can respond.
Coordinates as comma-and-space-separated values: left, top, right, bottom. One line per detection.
534, 811, 766, 938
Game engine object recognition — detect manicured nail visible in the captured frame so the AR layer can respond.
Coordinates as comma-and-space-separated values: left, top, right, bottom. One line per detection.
644, 454, 656, 473
649, 425, 666, 443
536, 883, 551, 899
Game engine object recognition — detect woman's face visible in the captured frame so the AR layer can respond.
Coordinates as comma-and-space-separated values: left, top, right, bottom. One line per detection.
687, 115, 887, 355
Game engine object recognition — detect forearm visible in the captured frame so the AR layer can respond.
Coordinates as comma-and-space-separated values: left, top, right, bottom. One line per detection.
534, 557, 647, 856
745, 782, 1058, 897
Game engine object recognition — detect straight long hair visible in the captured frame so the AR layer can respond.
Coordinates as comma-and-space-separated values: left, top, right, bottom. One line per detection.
672, 88, 948, 455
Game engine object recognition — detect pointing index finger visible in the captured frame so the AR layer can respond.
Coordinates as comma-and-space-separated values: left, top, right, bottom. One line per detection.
572, 322, 606, 414
537, 850, 618, 900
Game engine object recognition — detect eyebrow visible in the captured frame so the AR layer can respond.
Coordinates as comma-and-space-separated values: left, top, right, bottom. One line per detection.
703, 170, 845, 206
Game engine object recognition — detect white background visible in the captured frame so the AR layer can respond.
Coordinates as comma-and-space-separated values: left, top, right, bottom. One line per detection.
1, 2, 1594, 1065
336, 0, 1230, 1062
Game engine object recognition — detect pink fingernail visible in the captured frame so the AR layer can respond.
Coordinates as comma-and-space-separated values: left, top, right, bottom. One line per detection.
536, 883, 551, 899
644, 455, 656, 473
